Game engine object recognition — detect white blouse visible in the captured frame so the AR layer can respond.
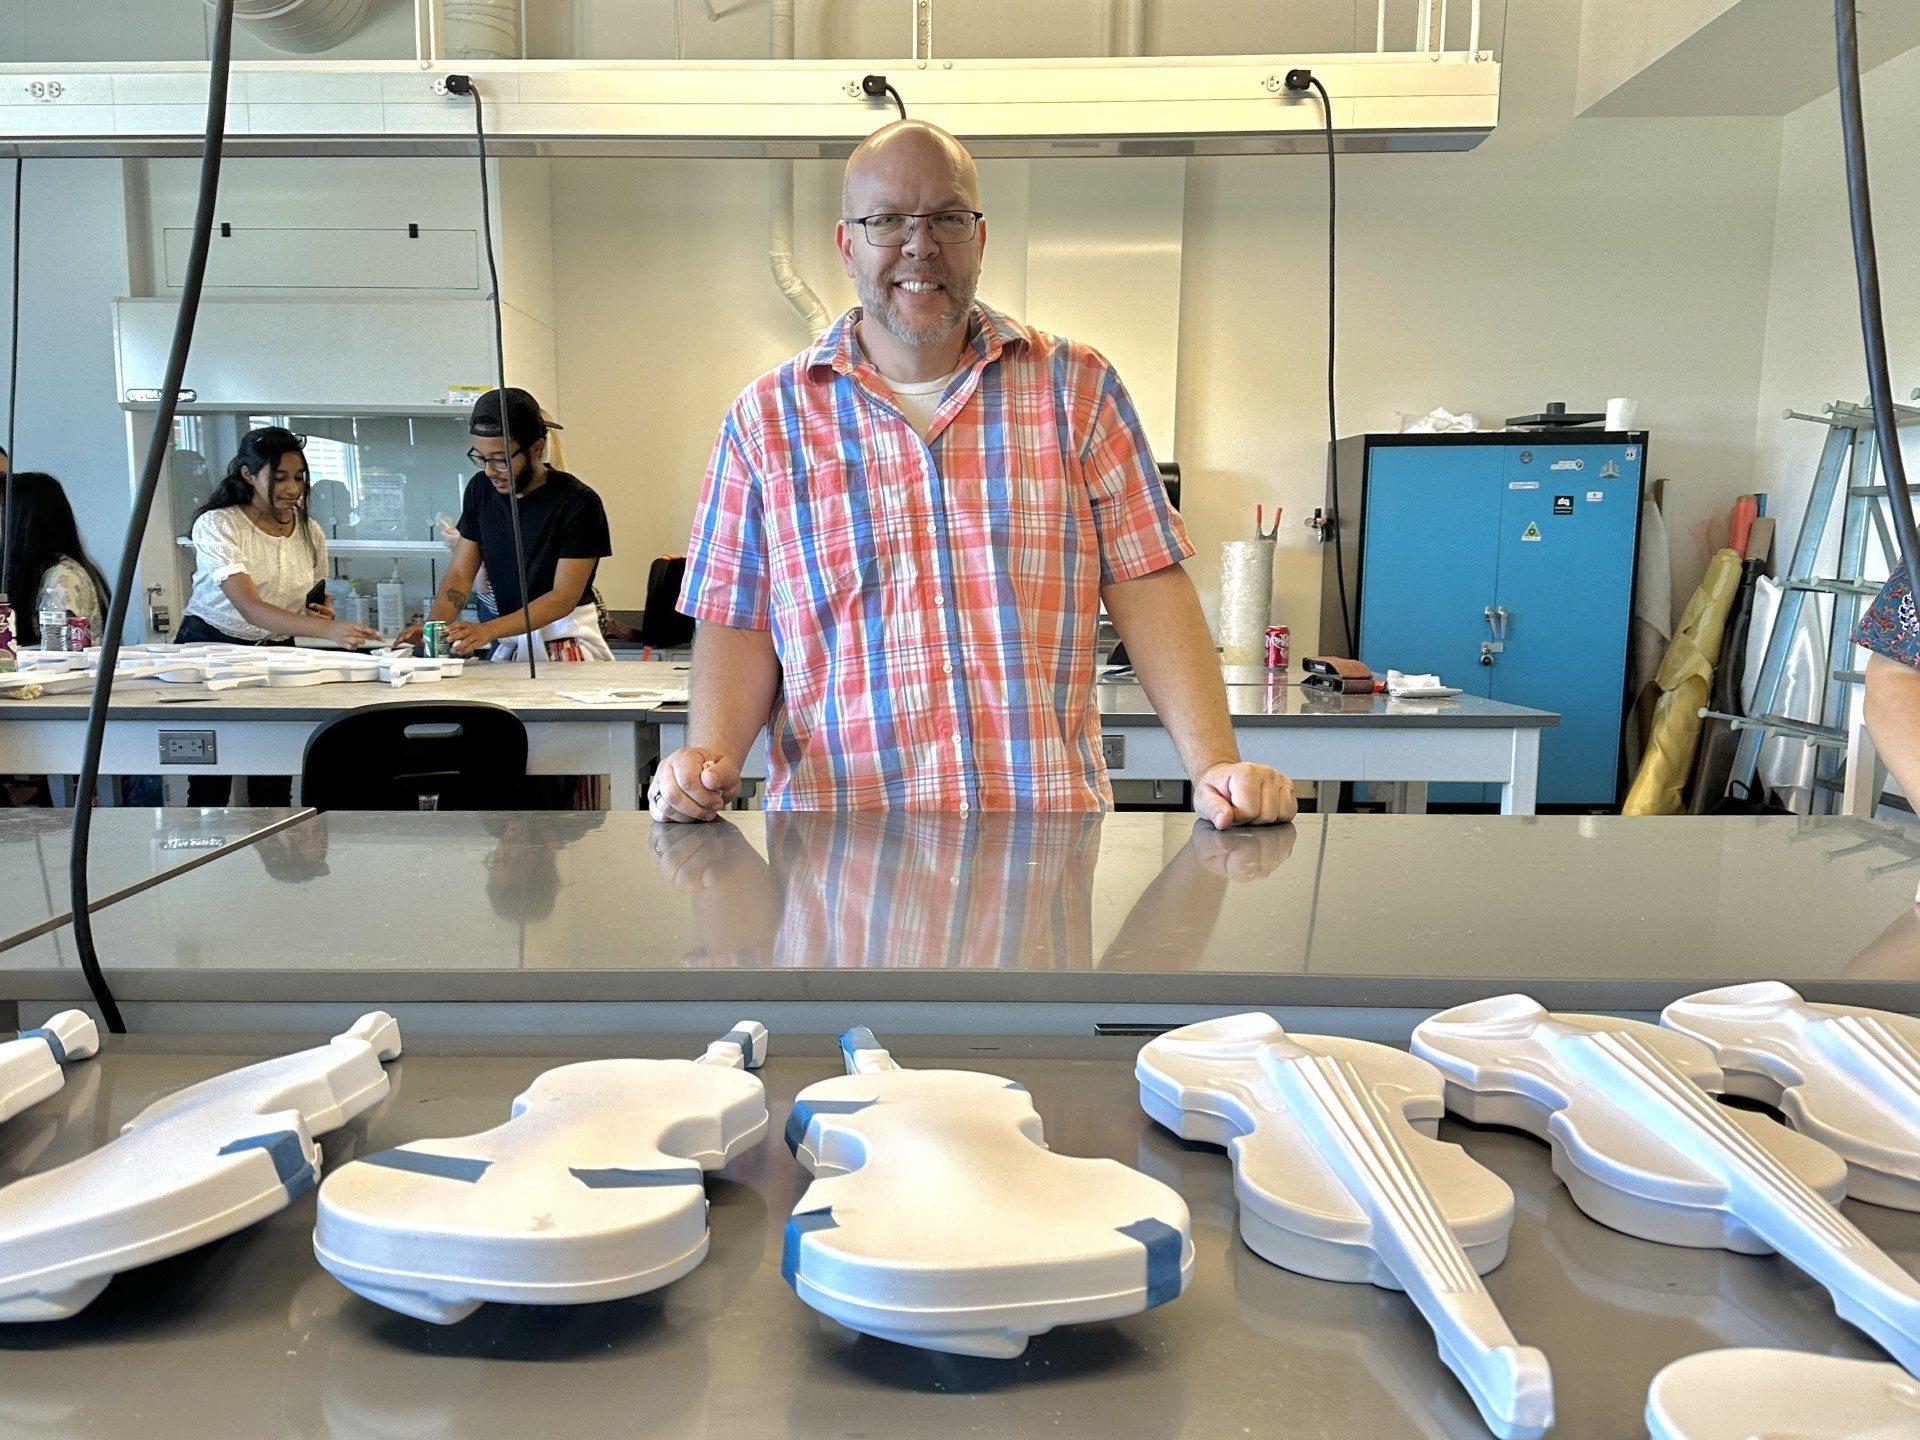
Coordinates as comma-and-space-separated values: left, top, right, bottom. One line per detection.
184, 507, 328, 642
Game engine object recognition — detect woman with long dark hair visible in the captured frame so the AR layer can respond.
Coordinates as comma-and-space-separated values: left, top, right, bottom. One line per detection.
181, 427, 380, 649
1, 471, 110, 646
180, 428, 380, 806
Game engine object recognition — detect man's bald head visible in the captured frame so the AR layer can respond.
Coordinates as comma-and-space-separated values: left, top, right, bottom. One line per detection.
841, 120, 980, 217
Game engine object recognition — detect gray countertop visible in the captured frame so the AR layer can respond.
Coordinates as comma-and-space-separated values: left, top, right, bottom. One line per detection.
0, 807, 310, 953
3, 811, 1915, 1013
0, 660, 1555, 731
0, 661, 688, 721
0, 1034, 1909, 1440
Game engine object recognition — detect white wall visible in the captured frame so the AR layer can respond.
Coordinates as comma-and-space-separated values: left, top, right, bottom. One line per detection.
1179, 0, 1784, 645
1751, 42, 1920, 585
0, 160, 136, 629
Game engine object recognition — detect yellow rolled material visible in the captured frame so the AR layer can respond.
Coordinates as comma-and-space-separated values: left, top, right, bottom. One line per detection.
1623, 547, 1745, 816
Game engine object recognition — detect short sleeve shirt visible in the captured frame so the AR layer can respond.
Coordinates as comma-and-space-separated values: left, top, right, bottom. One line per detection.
678, 302, 1193, 812
1856, 570, 1920, 669
456, 468, 612, 615
183, 506, 328, 642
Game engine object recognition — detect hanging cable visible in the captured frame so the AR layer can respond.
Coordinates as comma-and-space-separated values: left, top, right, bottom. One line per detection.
443, 74, 538, 681
861, 74, 907, 121
1, 158, 22, 606
1833, 0, 1920, 608
69, 0, 239, 1034
1286, 70, 1351, 655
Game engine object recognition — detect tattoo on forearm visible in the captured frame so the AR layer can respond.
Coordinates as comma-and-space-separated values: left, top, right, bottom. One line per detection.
441, 585, 470, 610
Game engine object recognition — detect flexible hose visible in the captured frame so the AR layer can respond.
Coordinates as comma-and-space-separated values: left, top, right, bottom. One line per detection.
69, 0, 239, 1034
452, 79, 538, 680
1833, 0, 1920, 609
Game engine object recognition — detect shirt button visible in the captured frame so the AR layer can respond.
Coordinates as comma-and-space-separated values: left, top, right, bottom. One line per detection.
942, 661, 953, 675
960, 802, 970, 813
926, 523, 936, 537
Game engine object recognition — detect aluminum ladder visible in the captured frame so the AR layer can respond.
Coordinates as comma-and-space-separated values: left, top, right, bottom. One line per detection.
1721, 400, 1916, 813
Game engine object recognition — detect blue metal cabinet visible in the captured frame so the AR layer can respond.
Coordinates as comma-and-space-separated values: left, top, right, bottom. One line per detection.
1330, 432, 1645, 806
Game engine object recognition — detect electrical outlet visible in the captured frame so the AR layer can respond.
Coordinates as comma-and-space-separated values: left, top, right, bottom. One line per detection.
158, 730, 217, 765
1100, 734, 1126, 769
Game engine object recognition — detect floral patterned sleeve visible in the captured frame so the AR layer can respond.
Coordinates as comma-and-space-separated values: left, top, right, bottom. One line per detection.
1855, 571, 1920, 670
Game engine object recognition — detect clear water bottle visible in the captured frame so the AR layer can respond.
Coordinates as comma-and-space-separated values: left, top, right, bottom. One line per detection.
38, 605, 68, 652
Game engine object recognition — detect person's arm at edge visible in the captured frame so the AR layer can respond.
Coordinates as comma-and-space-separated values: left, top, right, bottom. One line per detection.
1101, 562, 1297, 828
652, 621, 780, 823
1865, 652, 1920, 811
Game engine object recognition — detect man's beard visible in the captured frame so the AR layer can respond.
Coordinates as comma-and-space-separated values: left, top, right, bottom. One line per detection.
854, 265, 978, 348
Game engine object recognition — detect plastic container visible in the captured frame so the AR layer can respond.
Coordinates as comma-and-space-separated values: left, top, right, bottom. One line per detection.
0, 1012, 400, 1322
782, 1026, 1194, 1358
314, 1024, 768, 1324
1413, 995, 1920, 1374
1662, 981, 1920, 1210
1138, 1013, 1551, 1440
1646, 1348, 1920, 1439
375, 565, 404, 638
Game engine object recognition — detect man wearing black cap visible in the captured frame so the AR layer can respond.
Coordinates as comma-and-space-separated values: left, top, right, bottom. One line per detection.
398, 388, 613, 661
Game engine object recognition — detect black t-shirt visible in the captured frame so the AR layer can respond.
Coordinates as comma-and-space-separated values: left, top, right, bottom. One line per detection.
456, 468, 612, 615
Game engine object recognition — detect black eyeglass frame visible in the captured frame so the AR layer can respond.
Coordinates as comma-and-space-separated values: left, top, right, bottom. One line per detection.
466, 444, 528, 472
844, 209, 985, 247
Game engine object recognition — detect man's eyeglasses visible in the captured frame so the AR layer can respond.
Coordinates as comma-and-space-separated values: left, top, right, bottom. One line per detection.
845, 210, 984, 247
467, 445, 524, 473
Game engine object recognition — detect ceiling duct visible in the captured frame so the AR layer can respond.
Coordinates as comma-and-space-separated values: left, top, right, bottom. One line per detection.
213, 0, 379, 55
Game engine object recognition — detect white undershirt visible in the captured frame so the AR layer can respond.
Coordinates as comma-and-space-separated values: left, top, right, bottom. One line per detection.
884, 371, 957, 442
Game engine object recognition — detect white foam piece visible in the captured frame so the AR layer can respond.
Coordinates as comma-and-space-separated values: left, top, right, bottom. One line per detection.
313, 1023, 770, 1324
1663, 981, 1920, 1211
1138, 1013, 1551, 1440
782, 1026, 1193, 1359
0, 1012, 401, 1322
1646, 1348, 1920, 1439
0, 1014, 99, 1126
1413, 995, 1920, 1375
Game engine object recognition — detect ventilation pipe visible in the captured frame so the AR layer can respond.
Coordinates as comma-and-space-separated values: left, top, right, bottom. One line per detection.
213, 0, 377, 54
768, 0, 834, 337
443, 0, 523, 59
1112, 0, 1147, 57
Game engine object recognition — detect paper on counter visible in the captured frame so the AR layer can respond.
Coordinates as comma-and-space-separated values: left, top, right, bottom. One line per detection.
1386, 670, 1462, 699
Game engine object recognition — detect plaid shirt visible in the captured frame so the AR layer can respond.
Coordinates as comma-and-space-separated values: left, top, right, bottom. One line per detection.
680, 302, 1192, 811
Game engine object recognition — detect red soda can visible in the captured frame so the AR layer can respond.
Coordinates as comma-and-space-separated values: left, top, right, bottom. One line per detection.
65, 615, 92, 651
1264, 624, 1290, 671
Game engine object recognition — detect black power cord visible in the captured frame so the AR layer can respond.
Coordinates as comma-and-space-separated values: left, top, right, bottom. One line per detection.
1, 158, 21, 607
1286, 69, 1352, 656
70, 0, 240, 1035
443, 74, 538, 681
862, 74, 907, 121
1833, 1, 1920, 609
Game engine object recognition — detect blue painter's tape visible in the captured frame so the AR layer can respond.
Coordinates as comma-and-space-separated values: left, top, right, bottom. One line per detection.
359, 1148, 492, 1183
570, 1165, 702, 1190
1117, 1218, 1184, 1309
1003, 1081, 1028, 1093
783, 1098, 877, 1154
15, 1028, 67, 1066
781, 1207, 836, 1286
720, 1028, 759, 1068
219, 1131, 317, 1200
838, 1026, 880, 1067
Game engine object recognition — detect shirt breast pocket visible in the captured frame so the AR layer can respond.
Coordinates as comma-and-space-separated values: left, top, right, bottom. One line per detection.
766, 461, 889, 632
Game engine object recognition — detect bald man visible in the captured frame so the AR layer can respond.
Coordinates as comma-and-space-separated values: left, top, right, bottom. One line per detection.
661, 120, 1295, 828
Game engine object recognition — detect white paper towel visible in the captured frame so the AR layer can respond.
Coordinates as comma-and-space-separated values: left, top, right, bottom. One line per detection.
1218, 539, 1276, 666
